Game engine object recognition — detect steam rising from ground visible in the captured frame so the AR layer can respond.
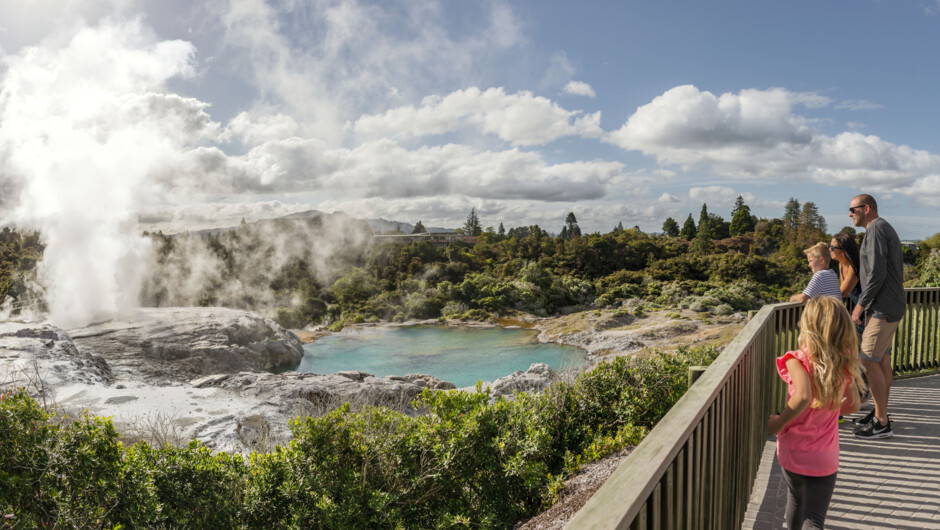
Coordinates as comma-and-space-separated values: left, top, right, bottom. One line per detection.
0, 21, 213, 327
141, 215, 373, 317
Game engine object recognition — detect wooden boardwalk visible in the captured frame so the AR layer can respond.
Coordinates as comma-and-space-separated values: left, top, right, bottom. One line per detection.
743, 373, 940, 529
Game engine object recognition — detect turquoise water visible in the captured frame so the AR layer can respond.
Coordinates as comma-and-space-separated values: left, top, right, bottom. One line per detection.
298, 326, 586, 388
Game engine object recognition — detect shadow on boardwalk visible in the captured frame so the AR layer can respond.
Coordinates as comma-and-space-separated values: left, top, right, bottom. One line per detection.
744, 373, 940, 529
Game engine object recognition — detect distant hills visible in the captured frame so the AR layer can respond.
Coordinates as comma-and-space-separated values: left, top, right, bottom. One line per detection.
176, 209, 457, 238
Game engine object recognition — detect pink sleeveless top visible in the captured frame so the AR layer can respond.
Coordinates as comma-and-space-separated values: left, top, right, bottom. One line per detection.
775, 349, 848, 477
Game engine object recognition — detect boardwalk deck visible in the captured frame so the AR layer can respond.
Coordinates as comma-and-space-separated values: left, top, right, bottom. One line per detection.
743, 373, 940, 529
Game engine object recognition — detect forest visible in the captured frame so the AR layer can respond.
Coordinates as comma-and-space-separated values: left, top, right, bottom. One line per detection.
2, 197, 939, 328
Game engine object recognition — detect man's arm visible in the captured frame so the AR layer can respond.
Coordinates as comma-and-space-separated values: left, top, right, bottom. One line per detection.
790, 293, 809, 303
858, 223, 888, 310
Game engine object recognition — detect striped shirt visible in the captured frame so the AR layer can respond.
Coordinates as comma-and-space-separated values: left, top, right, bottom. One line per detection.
803, 269, 843, 300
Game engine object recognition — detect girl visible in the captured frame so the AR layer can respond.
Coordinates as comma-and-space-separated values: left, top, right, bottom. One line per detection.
768, 296, 865, 529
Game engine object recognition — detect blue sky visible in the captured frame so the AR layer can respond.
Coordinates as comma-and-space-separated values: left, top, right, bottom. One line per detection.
2, 0, 939, 239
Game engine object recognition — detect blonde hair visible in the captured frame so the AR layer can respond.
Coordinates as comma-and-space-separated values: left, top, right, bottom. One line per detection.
804, 242, 831, 266
797, 296, 865, 410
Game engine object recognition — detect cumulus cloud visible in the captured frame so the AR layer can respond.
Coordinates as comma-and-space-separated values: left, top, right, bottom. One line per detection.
608, 85, 940, 203
657, 192, 680, 203
353, 87, 602, 145
563, 80, 596, 98
177, 138, 626, 201
217, 0, 524, 143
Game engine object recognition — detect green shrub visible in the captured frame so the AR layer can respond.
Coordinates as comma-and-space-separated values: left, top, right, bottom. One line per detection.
1, 344, 720, 528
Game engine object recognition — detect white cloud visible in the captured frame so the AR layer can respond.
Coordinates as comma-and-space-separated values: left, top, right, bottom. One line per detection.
608, 85, 940, 204
835, 99, 883, 111
353, 87, 602, 145
563, 80, 596, 98
177, 138, 626, 202
657, 192, 680, 203
225, 111, 300, 144
217, 0, 525, 144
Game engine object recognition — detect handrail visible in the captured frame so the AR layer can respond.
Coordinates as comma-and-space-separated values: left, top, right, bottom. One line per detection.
568, 288, 940, 529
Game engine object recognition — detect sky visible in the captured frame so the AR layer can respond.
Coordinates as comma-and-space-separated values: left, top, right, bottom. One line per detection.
2, 0, 940, 241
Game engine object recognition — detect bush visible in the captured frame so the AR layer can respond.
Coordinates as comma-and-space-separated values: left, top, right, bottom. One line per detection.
1, 344, 720, 528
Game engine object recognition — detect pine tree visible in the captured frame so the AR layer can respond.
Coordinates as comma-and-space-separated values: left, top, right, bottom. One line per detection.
497, 222, 505, 238
662, 217, 680, 237
729, 197, 754, 236
731, 196, 746, 218
680, 214, 697, 240
616, 221, 624, 232
463, 208, 482, 236
411, 220, 427, 234
558, 226, 569, 240
783, 198, 800, 232
564, 212, 581, 239
697, 204, 712, 239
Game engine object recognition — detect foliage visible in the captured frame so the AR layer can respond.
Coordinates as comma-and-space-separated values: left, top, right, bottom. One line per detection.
661, 217, 680, 237
1, 344, 720, 528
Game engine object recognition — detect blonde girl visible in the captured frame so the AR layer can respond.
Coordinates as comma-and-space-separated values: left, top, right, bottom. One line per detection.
768, 296, 866, 529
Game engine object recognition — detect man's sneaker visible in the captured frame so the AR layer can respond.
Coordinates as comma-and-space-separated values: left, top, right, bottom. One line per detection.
853, 409, 875, 427
854, 418, 893, 439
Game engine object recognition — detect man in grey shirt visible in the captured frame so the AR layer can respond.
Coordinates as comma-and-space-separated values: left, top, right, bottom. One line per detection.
849, 194, 905, 439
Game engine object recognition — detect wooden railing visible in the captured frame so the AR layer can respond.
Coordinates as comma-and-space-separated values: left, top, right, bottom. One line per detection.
568, 287, 940, 529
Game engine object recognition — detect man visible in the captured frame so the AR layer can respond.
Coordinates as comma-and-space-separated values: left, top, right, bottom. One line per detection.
789, 242, 842, 303
849, 194, 905, 439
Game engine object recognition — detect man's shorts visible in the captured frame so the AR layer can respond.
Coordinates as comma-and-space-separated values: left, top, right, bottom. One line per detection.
859, 316, 901, 363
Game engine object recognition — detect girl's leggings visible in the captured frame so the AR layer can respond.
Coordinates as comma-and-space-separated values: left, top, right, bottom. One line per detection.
782, 468, 837, 529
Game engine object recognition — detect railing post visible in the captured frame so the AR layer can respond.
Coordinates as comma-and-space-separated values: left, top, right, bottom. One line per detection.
688, 366, 708, 388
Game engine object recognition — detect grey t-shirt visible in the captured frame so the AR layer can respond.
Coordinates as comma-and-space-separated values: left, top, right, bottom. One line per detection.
858, 217, 905, 322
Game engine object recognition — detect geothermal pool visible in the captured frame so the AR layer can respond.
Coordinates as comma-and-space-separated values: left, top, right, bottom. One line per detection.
297, 326, 586, 388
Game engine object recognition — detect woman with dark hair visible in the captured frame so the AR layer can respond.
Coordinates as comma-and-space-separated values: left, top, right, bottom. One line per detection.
830, 231, 871, 408
830, 232, 861, 302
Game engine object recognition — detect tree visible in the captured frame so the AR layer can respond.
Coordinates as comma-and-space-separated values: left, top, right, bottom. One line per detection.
697, 204, 713, 239
731, 196, 747, 218
783, 198, 800, 232
662, 217, 680, 237
563, 212, 582, 239
411, 220, 427, 234
798, 201, 827, 235
463, 208, 482, 236
729, 197, 755, 236
729, 208, 755, 236
680, 214, 697, 240
497, 222, 505, 238
616, 221, 624, 232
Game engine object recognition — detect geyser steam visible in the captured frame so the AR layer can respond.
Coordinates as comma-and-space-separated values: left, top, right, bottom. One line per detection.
0, 20, 209, 327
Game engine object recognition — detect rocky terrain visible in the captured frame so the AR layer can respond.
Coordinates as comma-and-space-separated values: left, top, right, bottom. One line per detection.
0, 306, 745, 454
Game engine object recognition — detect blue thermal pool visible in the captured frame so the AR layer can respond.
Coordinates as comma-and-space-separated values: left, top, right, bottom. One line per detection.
297, 325, 586, 388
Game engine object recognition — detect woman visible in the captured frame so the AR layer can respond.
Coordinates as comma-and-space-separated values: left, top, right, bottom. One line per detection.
829, 233, 861, 302
830, 232, 871, 408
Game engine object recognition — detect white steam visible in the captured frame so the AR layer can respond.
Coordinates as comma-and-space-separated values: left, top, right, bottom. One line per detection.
0, 21, 208, 328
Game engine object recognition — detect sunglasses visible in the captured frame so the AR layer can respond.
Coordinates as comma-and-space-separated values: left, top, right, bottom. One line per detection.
848, 205, 866, 214
829, 245, 842, 251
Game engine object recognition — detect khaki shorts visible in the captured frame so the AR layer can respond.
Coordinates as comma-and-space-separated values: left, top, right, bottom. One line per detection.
859, 316, 900, 363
